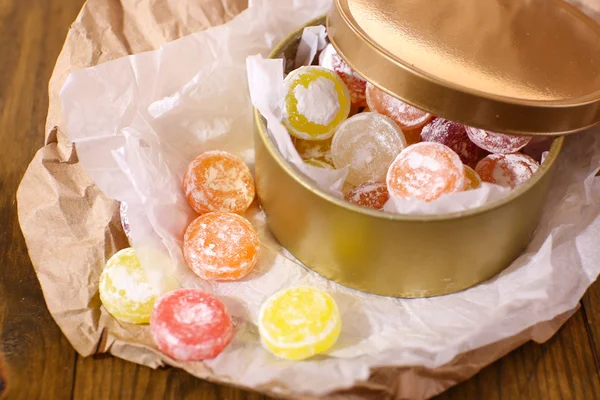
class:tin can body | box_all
[254,19,563,298]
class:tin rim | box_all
[326,0,600,136]
[255,15,564,222]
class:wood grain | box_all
[582,280,600,378]
[72,354,268,400]
[0,0,84,398]
[436,308,600,400]
[1,0,599,399]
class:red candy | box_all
[319,44,367,107]
[466,127,532,154]
[475,153,540,189]
[151,289,233,361]
[344,181,389,210]
[421,118,481,167]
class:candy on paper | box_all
[259,286,341,360]
[183,151,255,215]
[151,288,233,361]
[99,248,161,324]
[183,212,260,281]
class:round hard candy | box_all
[283,66,351,141]
[366,83,432,137]
[387,142,465,202]
[421,118,481,167]
[183,151,255,215]
[151,289,233,361]
[463,165,482,190]
[331,112,407,186]
[183,212,260,281]
[344,181,389,210]
[466,127,532,154]
[99,247,161,324]
[258,286,341,360]
[293,137,333,164]
[475,153,540,189]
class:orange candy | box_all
[475,153,540,189]
[463,165,482,190]
[183,212,260,281]
[344,181,389,210]
[386,142,465,202]
[183,151,255,215]
[366,83,433,142]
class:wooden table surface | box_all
[1,0,599,399]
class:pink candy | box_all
[466,127,532,154]
[151,289,233,361]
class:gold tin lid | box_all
[327,0,600,136]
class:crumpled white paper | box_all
[60,0,600,395]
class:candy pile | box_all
[102,150,342,362]
[285,42,549,210]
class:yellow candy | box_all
[293,137,333,164]
[342,181,356,195]
[283,66,351,141]
[99,248,161,324]
[305,158,334,169]
[258,286,341,360]
[464,165,482,190]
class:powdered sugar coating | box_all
[183,151,255,215]
[283,66,351,140]
[151,289,233,361]
[466,127,532,154]
[331,112,407,185]
[366,83,432,130]
[258,286,341,360]
[344,181,389,210]
[99,247,160,324]
[294,78,340,125]
[421,118,482,167]
[387,142,466,202]
[475,153,540,189]
[183,212,260,281]
[319,43,367,107]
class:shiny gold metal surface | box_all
[254,19,564,297]
[327,0,600,136]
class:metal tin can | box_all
[254,17,568,298]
